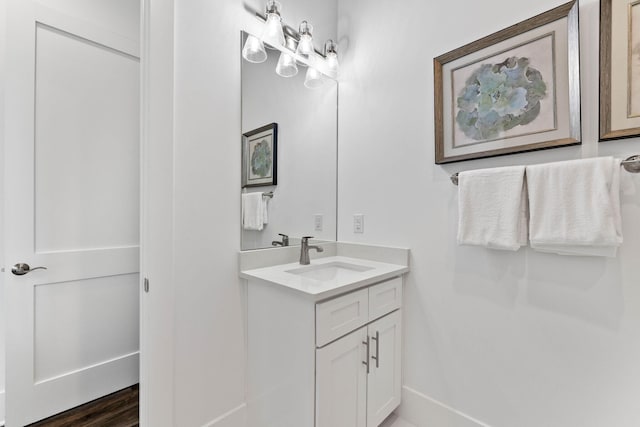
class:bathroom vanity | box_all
[240,244,409,427]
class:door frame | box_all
[139,0,176,426]
[0,0,6,422]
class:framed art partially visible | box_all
[242,123,278,188]
[434,1,581,164]
[600,0,640,141]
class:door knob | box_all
[11,263,47,276]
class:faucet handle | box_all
[278,233,289,246]
[301,236,314,241]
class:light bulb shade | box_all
[324,40,339,74]
[262,1,285,46]
[276,52,298,77]
[295,21,314,57]
[296,34,314,56]
[304,67,324,89]
[325,55,339,74]
[242,34,267,63]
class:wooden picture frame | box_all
[600,0,640,141]
[242,123,278,188]
[434,1,581,164]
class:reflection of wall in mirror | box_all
[241,33,338,250]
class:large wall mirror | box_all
[240,31,338,251]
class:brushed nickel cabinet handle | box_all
[362,335,370,374]
[371,331,380,368]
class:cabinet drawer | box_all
[316,288,369,347]
[368,277,402,321]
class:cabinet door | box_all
[316,327,368,427]
[367,310,402,427]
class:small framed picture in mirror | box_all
[242,123,278,187]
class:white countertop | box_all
[240,255,409,300]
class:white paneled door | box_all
[4,1,140,425]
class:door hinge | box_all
[144,277,150,293]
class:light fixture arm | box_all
[265,0,281,16]
[324,40,337,56]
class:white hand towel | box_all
[457,165,528,250]
[527,157,623,257]
[242,192,265,231]
[262,196,269,225]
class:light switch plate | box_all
[314,214,323,231]
[353,214,364,233]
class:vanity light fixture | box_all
[243,1,339,87]
[242,34,267,63]
[261,0,285,46]
[276,36,299,77]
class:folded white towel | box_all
[457,165,528,250]
[262,196,269,225]
[242,192,265,231]
[527,157,622,257]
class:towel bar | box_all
[622,155,640,173]
[449,155,640,186]
[262,191,274,198]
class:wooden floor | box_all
[26,385,139,427]
[18,387,412,427]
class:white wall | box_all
[35,0,140,40]
[0,0,6,422]
[241,45,337,250]
[171,1,336,425]
[337,0,640,426]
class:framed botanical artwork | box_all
[600,0,640,140]
[434,1,581,164]
[242,123,278,187]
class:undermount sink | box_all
[285,261,374,281]
[240,253,409,299]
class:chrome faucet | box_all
[272,233,289,247]
[300,236,324,265]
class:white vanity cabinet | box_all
[246,274,403,427]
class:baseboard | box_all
[397,386,491,427]
[201,403,246,427]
